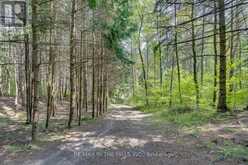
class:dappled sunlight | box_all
[2,104,245,165]
[147,134,176,143]
[90,136,148,148]
[199,119,247,135]
[111,104,133,109]
[56,108,177,154]
[181,112,248,150]
[108,109,152,121]
[0,0,247,163]
[0,100,26,122]
[60,134,149,152]
[200,123,241,133]
[3,105,14,111]
[65,131,95,140]
[41,133,65,142]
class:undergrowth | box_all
[218,142,248,161]
[134,103,237,127]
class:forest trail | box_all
[4,105,238,165]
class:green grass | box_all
[0,117,10,127]
[81,116,93,121]
[81,116,96,123]
[218,143,248,160]
[137,104,165,113]
[4,143,41,153]
[156,106,216,127]
[136,104,235,128]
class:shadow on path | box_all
[3,105,238,165]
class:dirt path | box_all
[3,105,239,165]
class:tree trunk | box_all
[15,44,23,109]
[138,13,149,105]
[96,35,100,117]
[146,41,149,83]
[174,4,182,104]
[83,32,88,113]
[68,0,76,128]
[200,8,205,85]
[99,39,104,116]
[169,52,175,107]
[92,30,96,119]
[31,0,39,142]
[131,40,135,97]
[213,1,218,105]
[24,33,31,124]
[46,0,56,128]
[191,2,200,110]
[156,15,162,91]
[217,0,228,112]
[237,0,242,89]
[229,1,234,93]
[78,31,83,126]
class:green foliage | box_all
[126,68,248,127]
[0,117,10,128]
[102,0,137,64]
[168,105,194,114]
[81,117,94,121]
[81,117,96,124]
[127,67,248,110]
[128,94,146,107]
[129,100,218,127]
[9,79,16,96]
[88,0,97,9]
[218,143,248,160]
[136,104,237,128]
[158,107,217,127]
[111,83,130,104]
[138,104,165,114]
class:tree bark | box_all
[92,29,96,119]
[78,31,83,126]
[174,4,182,104]
[68,0,76,128]
[15,44,23,109]
[83,32,88,113]
[31,0,39,142]
[200,8,205,85]
[191,2,200,110]
[46,0,56,128]
[217,0,228,112]
[229,1,234,93]
[213,1,218,106]
[169,51,175,107]
[138,13,149,105]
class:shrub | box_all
[168,105,194,114]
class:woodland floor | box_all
[0,97,248,165]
